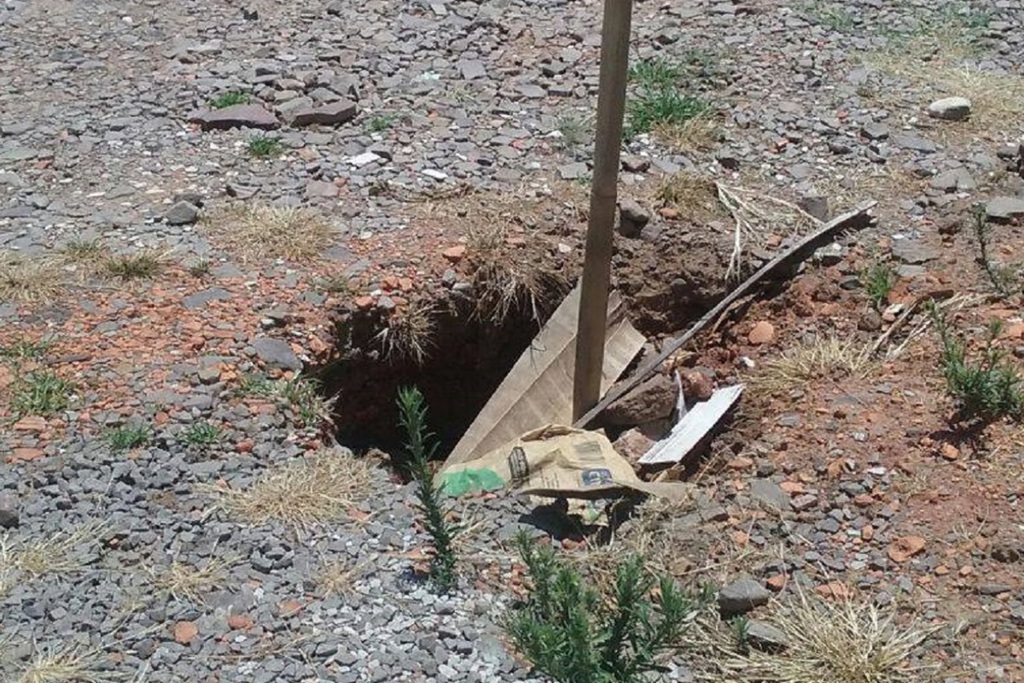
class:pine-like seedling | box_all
[397,386,458,591]
[505,531,700,683]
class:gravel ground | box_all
[2,0,1024,680]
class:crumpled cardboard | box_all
[438,425,691,501]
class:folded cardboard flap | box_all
[439,425,692,501]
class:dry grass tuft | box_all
[751,335,876,394]
[312,556,366,597]
[101,249,172,281]
[394,179,585,322]
[570,495,703,594]
[0,253,70,304]
[466,223,570,324]
[204,448,377,530]
[815,167,922,214]
[147,556,239,604]
[0,522,107,595]
[204,204,335,262]
[865,34,1024,138]
[12,642,122,683]
[374,299,437,364]
[697,590,937,683]
[652,113,721,152]
[652,171,720,219]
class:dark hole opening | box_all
[316,303,546,461]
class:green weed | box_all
[247,135,283,158]
[626,58,707,137]
[364,115,394,133]
[210,91,250,109]
[931,305,1023,424]
[505,531,701,683]
[397,386,458,592]
[11,371,75,416]
[106,425,151,452]
[861,259,898,310]
[183,422,223,446]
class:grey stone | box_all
[798,192,829,221]
[929,168,975,193]
[165,201,200,226]
[892,133,938,153]
[746,620,788,652]
[182,288,231,310]
[292,100,358,127]
[986,196,1024,222]
[601,374,677,426]
[252,337,301,371]
[0,508,18,529]
[558,162,588,180]
[718,577,770,615]
[190,104,279,131]
[617,198,650,238]
[860,122,890,140]
[750,479,791,510]
[927,97,971,121]
[458,60,487,80]
[890,239,938,264]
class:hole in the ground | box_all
[316,300,552,459]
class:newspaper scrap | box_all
[438,425,691,501]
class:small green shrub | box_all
[932,305,1023,424]
[861,259,897,310]
[248,135,283,158]
[184,422,223,446]
[505,531,701,683]
[238,374,329,427]
[106,425,151,452]
[11,371,75,415]
[210,91,249,109]
[626,59,707,137]
[397,386,458,591]
[364,115,394,132]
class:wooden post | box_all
[572,0,633,421]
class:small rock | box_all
[976,583,1012,596]
[0,508,18,529]
[797,192,829,221]
[890,239,939,264]
[680,369,714,402]
[228,614,254,630]
[985,196,1024,222]
[927,97,971,121]
[929,168,975,193]
[746,620,789,653]
[165,201,200,226]
[748,321,774,345]
[190,104,279,131]
[292,100,358,127]
[750,479,790,510]
[858,310,883,332]
[602,374,677,426]
[621,155,650,173]
[612,428,655,463]
[860,122,890,140]
[718,577,771,615]
[442,245,466,262]
[617,198,650,238]
[252,337,302,371]
[887,536,926,563]
[173,621,199,645]
[892,133,938,153]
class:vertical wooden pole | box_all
[572,0,633,421]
